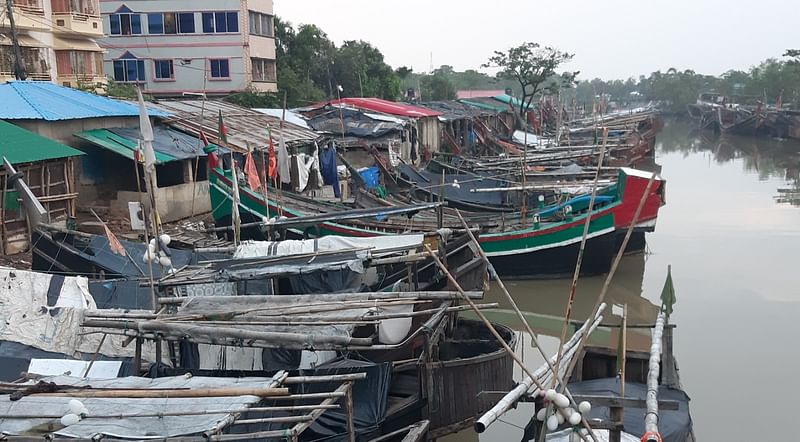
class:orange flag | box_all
[244,151,261,191]
[103,224,126,256]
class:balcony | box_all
[55,48,105,89]
[52,12,103,37]
[0,45,51,81]
[0,2,50,31]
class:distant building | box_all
[99,0,277,96]
[456,90,506,100]
[0,0,106,88]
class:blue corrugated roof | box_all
[0,81,169,121]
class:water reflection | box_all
[482,254,658,352]
[659,120,800,206]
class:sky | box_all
[275,0,797,81]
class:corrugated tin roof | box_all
[75,126,213,164]
[324,97,442,118]
[151,100,318,152]
[418,100,495,121]
[0,119,84,165]
[0,81,169,121]
[460,97,515,113]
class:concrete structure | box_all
[0,0,106,87]
[99,0,277,96]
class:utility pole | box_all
[5,0,27,80]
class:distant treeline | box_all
[571,51,800,113]
[227,18,799,115]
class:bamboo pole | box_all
[81,319,375,347]
[475,306,605,433]
[33,387,289,398]
[559,170,660,395]
[0,405,339,420]
[422,244,593,442]
[644,312,666,440]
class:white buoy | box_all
[546,414,559,431]
[553,393,569,409]
[261,216,269,224]
[578,401,592,414]
[60,413,80,426]
[149,238,157,247]
[158,256,172,268]
[159,233,171,246]
[536,407,547,421]
[545,389,557,401]
[569,411,582,426]
[556,412,565,425]
[68,399,84,415]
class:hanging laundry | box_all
[319,144,341,198]
[277,129,291,184]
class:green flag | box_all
[660,265,676,317]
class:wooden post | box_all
[609,405,622,442]
[134,337,143,376]
[343,381,356,442]
[619,304,627,421]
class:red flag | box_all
[267,129,277,179]
[103,224,126,256]
[199,131,210,146]
[244,151,261,191]
[218,110,228,145]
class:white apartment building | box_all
[99,0,277,96]
[0,0,106,87]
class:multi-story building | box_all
[0,0,106,87]
[99,0,277,96]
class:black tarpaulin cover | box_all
[567,378,693,442]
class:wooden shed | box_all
[0,120,84,254]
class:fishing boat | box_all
[208,159,664,279]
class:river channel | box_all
[449,119,800,442]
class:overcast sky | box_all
[275,0,796,81]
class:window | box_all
[113,59,145,82]
[248,11,273,37]
[154,59,174,80]
[201,11,238,33]
[177,13,195,33]
[209,59,230,79]
[147,13,163,34]
[251,58,275,82]
[163,12,177,34]
[109,13,141,35]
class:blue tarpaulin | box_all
[358,167,380,190]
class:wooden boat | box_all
[208,163,664,279]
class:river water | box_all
[449,119,800,442]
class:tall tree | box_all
[483,42,577,116]
[332,40,400,100]
[420,68,456,101]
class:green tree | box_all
[420,69,456,101]
[483,42,577,116]
[333,40,400,100]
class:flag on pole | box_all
[244,150,261,191]
[267,128,277,179]
[660,265,676,317]
[199,131,210,147]
[103,224,126,256]
[136,89,156,174]
[218,110,228,145]
[230,160,241,246]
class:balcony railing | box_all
[12,2,45,16]
[0,71,51,81]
